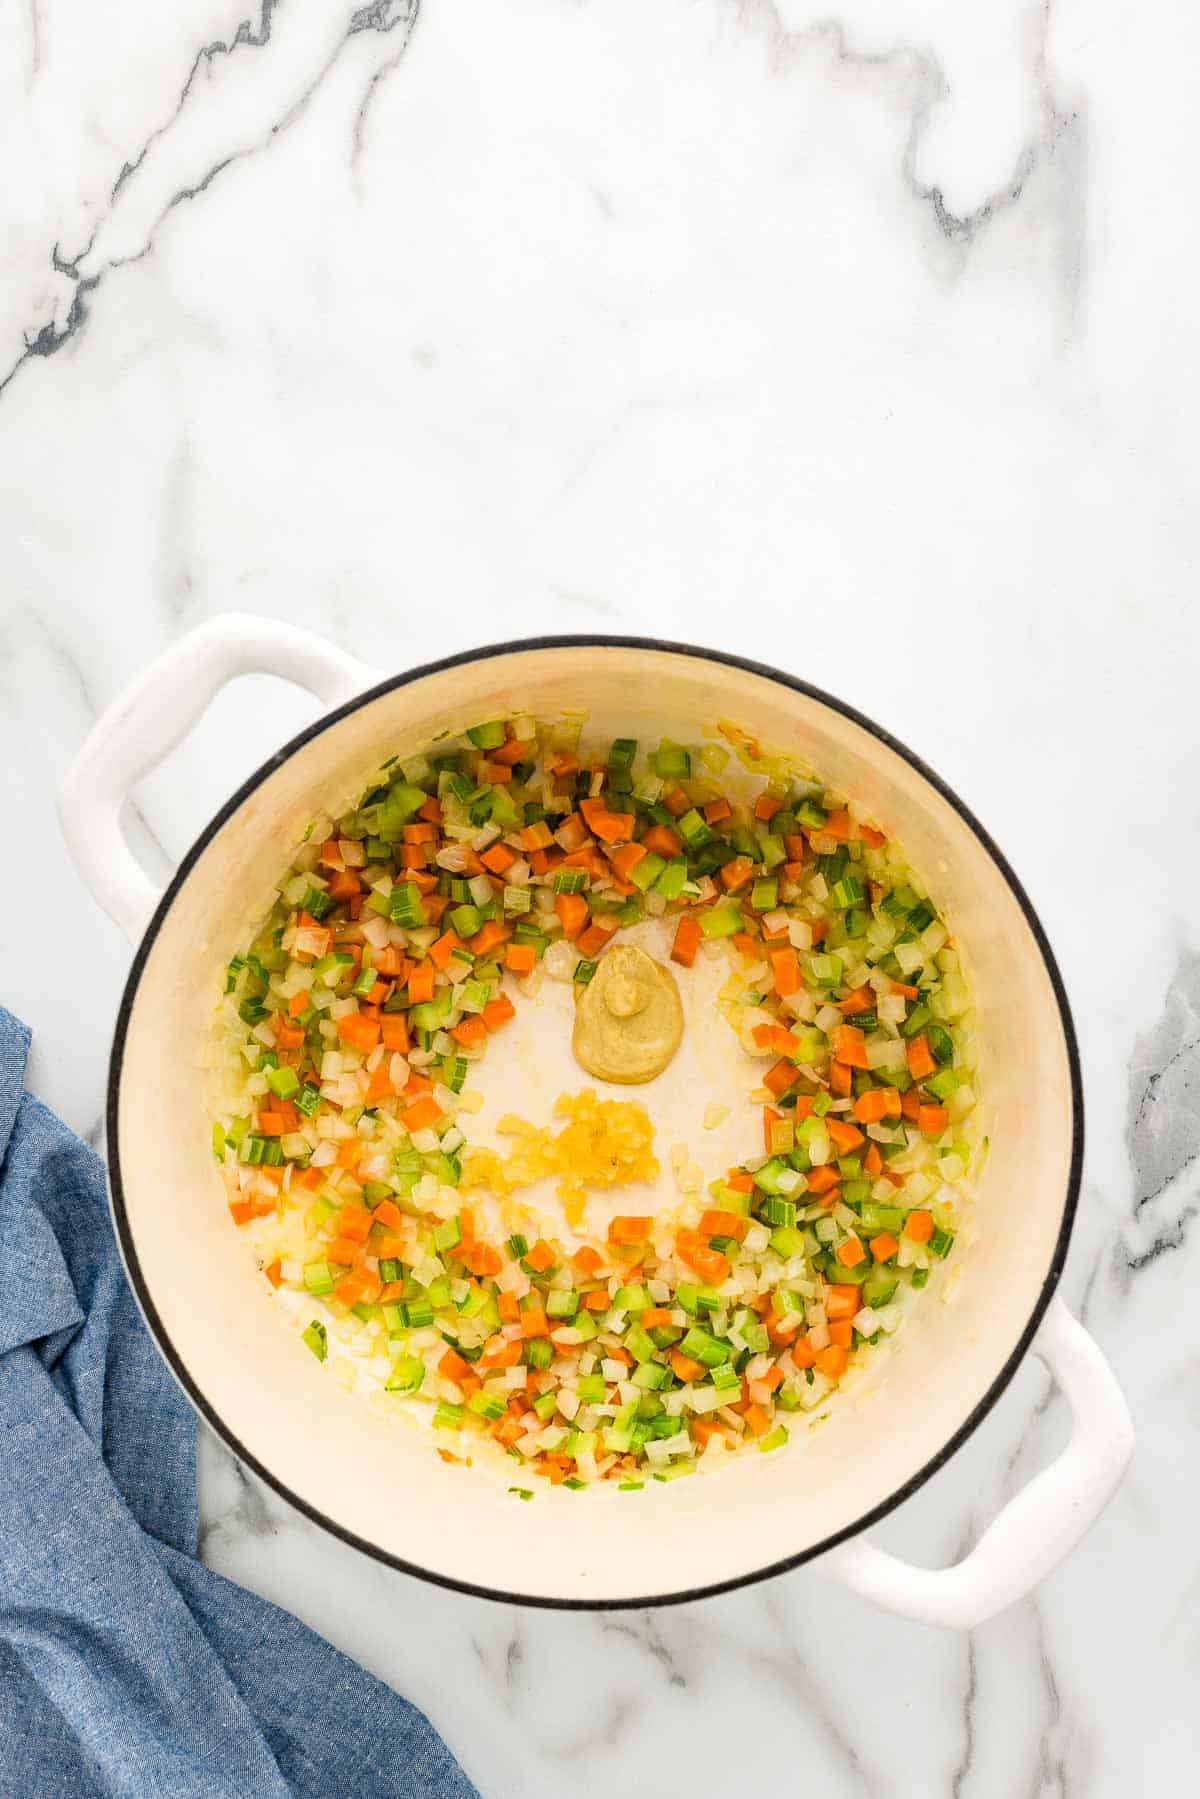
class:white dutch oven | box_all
[59,616,1132,1627]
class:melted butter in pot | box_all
[572,943,684,1085]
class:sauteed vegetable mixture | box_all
[214,713,978,1490]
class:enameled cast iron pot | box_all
[59,616,1133,1626]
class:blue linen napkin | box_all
[0,1008,478,1799]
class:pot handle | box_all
[58,613,383,946]
[819,1297,1133,1629]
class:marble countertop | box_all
[1,0,1193,1791]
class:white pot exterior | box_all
[65,629,1128,1616]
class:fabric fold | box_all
[0,1007,477,1799]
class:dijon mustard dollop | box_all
[572,943,684,1085]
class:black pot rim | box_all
[106,632,1084,1612]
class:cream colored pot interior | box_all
[115,647,1073,1603]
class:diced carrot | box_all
[835,1235,866,1268]
[823,808,853,840]
[404,1071,434,1098]
[610,841,647,881]
[793,1094,814,1120]
[858,823,887,849]
[451,1015,488,1048]
[641,1307,674,1330]
[754,791,782,821]
[864,1143,883,1175]
[669,1349,707,1382]
[815,1344,848,1379]
[340,1208,372,1252]
[720,856,755,892]
[334,1267,381,1307]
[904,1209,935,1243]
[407,965,436,1004]
[870,1232,899,1263]
[763,1104,781,1151]
[524,1239,556,1273]
[255,1110,288,1136]
[805,1163,840,1195]
[692,1416,724,1448]
[827,1059,850,1098]
[478,760,513,784]
[491,734,535,766]
[918,1104,950,1136]
[901,1088,922,1122]
[724,1169,754,1193]
[539,1454,573,1484]
[469,920,511,956]
[700,1209,749,1242]
[505,942,536,974]
[547,751,580,778]
[371,1200,403,1230]
[662,785,690,816]
[744,1404,771,1438]
[228,1200,256,1226]
[364,1064,394,1104]
[642,824,682,857]
[577,918,618,958]
[264,1258,283,1288]
[824,1284,860,1321]
[763,1059,797,1097]
[692,1246,729,1284]
[439,1347,472,1384]
[838,985,874,1015]
[583,1288,610,1311]
[853,1087,901,1124]
[555,892,589,940]
[336,1139,363,1169]
[482,993,516,1031]
[755,1021,802,1057]
[428,929,463,970]
[554,812,590,851]
[528,848,563,877]
[288,990,310,1018]
[671,915,701,968]
[274,1020,304,1050]
[906,1033,937,1080]
[830,1024,869,1069]
[400,1096,443,1133]
[733,931,761,959]
[520,820,554,851]
[398,846,427,871]
[891,979,920,1000]
[770,948,802,996]
[481,842,516,875]
[381,1014,410,1054]
[791,1336,817,1369]
[826,1117,865,1154]
[326,1236,362,1267]
[418,796,442,824]
[480,1335,523,1370]
[579,798,635,843]
[520,1305,549,1338]
[608,1215,651,1245]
